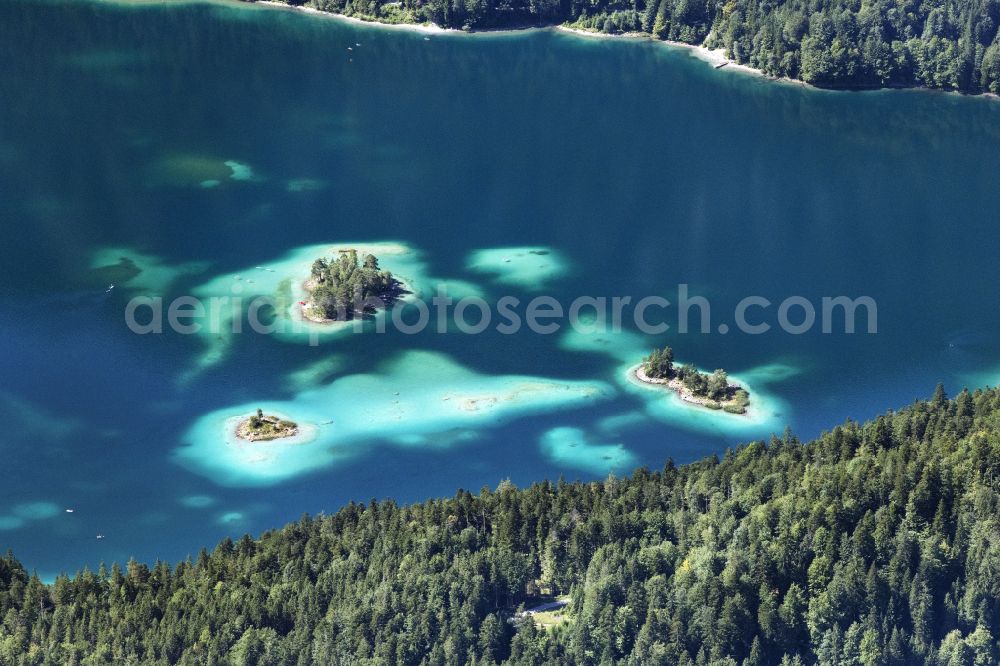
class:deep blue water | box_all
[2,0,1000,576]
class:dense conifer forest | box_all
[1,384,999,664]
[255,0,1000,94]
[307,250,399,321]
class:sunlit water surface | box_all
[2,0,1000,575]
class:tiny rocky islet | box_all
[236,409,299,442]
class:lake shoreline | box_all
[246,0,998,100]
[554,25,768,81]
[256,0,449,33]
[251,1,771,80]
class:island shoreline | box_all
[235,411,300,442]
[295,247,411,326]
[628,364,750,416]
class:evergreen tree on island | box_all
[308,249,399,320]
[642,345,749,412]
[642,345,675,379]
[239,408,298,441]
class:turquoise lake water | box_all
[3,0,1000,576]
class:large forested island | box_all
[252,0,1000,94]
[1,385,998,664]
[304,249,400,321]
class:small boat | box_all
[105,284,114,293]
[96,534,104,540]
[298,300,307,306]
[347,47,353,51]
[255,266,264,270]
[714,62,729,69]
[65,508,74,513]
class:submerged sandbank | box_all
[0,502,62,532]
[539,426,636,474]
[186,240,483,371]
[465,246,569,291]
[146,153,258,188]
[90,247,208,295]
[174,350,613,486]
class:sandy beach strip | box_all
[246,2,811,85]
[553,25,765,78]
[255,0,454,33]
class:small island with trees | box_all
[236,409,299,441]
[303,249,402,323]
[635,346,750,414]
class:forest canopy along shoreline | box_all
[246,0,1000,96]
